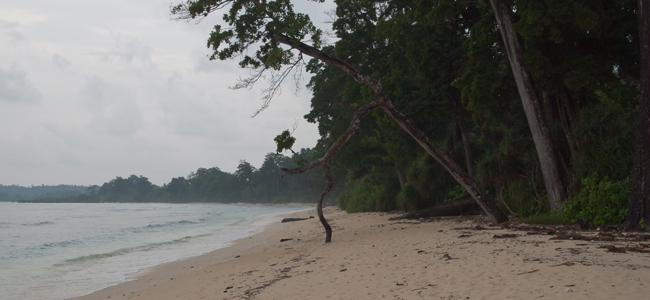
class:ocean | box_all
[0,202,312,300]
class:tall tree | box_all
[487,0,567,210]
[235,160,257,203]
[627,0,650,228]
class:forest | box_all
[170,0,648,229]
[23,150,324,204]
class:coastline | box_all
[73,207,649,300]
[69,206,316,300]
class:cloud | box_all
[82,75,142,136]
[0,66,42,103]
[158,72,240,140]
[102,35,153,64]
[52,53,71,69]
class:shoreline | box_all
[69,207,317,300]
[73,207,650,300]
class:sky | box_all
[0,0,336,186]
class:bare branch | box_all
[281,96,382,176]
[230,69,266,90]
[251,56,304,117]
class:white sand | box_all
[73,207,650,300]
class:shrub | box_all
[561,174,631,225]
[396,183,426,212]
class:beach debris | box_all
[599,245,650,253]
[493,234,517,239]
[517,269,539,275]
[564,287,574,292]
[550,261,575,267]
[396,282,404,286]
[440,254,458,261]
[281,217,314,223]
[280,238,293,242]
[340,268,347,272]
[417,250,427,254]
[458,234,472,238]
[235,255,240,258]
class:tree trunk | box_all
[319,162,334,243]
[248,183,256,203]
[395,166,406,190]
[388,194,481,220]
[626,0,650,229]
[542,89,557,127]
[557,91,578,162]
[458,119,475,178]
[488,0,567,210]
[379,101,508,223]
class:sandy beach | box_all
[73,207,650,300]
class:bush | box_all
[396,183,426,212]
[561,174,631,225]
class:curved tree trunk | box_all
[318,162,334,243]
[488,0,567,210]
[626,0,650,229]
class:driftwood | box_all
[389,194,482,221]
[281,216,314,223]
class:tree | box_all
[626,0,650,229]
[165,176,189,200]
[172,0,508,243]
[235,160,257,202]
[487,0,567,210]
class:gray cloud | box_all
[82,75,142,136]
[52,53,71,69]
[104,36,153,64]
[1,21,25,42]
[0,66,42,103]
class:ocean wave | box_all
[56,235,204,266]
[136,219,206,231]
[41,239,83,249]
[21,221,55,226]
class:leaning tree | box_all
[171,0,508,243]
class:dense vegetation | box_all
[0,185,88,201]
[18,150,324,204]
[305,0,641,221]
[171,0,648,227]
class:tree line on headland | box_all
[11,150,325,204]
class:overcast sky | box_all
[0,0,336,186]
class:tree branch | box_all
[281,96,382,176]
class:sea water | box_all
[0,202,311,300]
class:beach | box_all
[73,207,650,300]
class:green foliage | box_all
[340,182,386,213]
[168,0,642,225]
[571,93,637,182]
[561,174,631,225]
[396,183,426,212]
[274,130,296,153]
[338,172,399,213]
[444,185,466,203]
